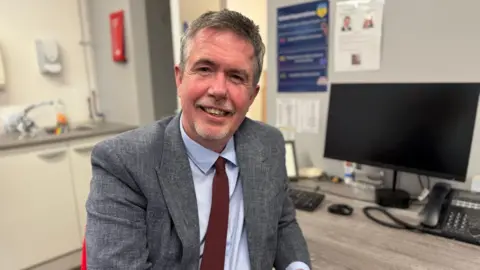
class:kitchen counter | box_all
[0,122,136,151]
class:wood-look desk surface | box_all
[293,182,480,270]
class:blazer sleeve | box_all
[274,133,312,269]
[85,141,151,270]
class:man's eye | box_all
[197,67,211,74]
[230,75,244,84]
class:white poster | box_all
[296,99,321,134]
[276,98,297,130]
[276,98,321,135]
[334,0,385,72]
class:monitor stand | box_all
[375,170,411,209]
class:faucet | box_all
[3,100,57,138]
[87,91,105,122]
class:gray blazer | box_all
[85,114,311,270]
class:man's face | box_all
[175,28,259,148]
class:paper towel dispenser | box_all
[35,39,62,74]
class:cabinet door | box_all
[69,136,109,239]
[0,145,81,270]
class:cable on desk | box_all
[362,206,421,231]
[417,174,425,190]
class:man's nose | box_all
[208,73,228,98]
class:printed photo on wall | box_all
[351,54,362,65]
[333,0,385,72]
[341,16,352,31]
[363,14,374,29]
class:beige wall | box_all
[173,0,268,121]
[267,0,480,191]
[175,0,221,111]
[0,0,92,126]
[225,0,267,122]
[180,0,221,28]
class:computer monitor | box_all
[324,83,479,183]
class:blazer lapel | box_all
[235,120,269,268]
[155,115,200,264]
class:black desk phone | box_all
[420,182,480,245]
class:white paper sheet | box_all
[276,98,321,135]
[334,0,385,72]
[276,98,296,128]
[284,142,298,178]
[296,99,321,134]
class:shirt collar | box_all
[179,114,237,174]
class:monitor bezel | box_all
[323,152,468,182]
[322,82,480,183]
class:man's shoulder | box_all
[92,115,176,159]
[240,118,284,144]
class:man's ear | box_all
[174,65,183,96]
[250,85,260,104]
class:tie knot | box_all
[214,157,226,173]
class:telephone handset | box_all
[420,182,452,227]
[420,182,480,245]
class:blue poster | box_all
[277,1,329,92]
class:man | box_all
[341,16,352,31]
[85,9,311,270]
[363,16,374,29]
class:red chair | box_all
[81,237,87,270]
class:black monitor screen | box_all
[324,83,480,181]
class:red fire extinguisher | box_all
[109,10,126,62]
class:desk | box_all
[294,185,480,270]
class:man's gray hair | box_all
[179,9,266,86]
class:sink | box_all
[73,125,95,131]
[72,122,102,132]
[43,127,57,135]
[40,124,96,136]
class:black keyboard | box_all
[289,188,325,212]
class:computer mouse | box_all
[328,204,354,216]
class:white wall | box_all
[267,0,480,191]
[86,0,151,126]
[0,0,91,126]
[86,0,176,126]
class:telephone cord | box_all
[363,206,421,231]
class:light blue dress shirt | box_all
[180,121,309,270]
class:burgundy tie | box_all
[200,157,229,270]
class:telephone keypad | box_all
[444,210,468,235]
[442,200,480,245]
[426,189,480,246]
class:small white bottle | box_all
[344,161,356,184]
